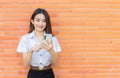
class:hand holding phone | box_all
[41,34,52,50]
[45,34,52,42]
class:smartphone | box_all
[42,34,52,45]
[45,34,52,42]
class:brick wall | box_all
[0,0,120,78]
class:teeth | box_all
[37,25,44,29]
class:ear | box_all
[31,19,34,25]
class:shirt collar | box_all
[27,30,46,38]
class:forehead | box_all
[35,13,45,19]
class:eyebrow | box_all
[35,18,45,20]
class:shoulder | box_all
[18,35,27,44]
[52,36,58,41]
[19,33,32,41]
[52,36,60,43]
[52,36,61,52]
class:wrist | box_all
[48,47,53,52]
[29,48,34,53]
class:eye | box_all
[42,20,46,22]
[36,19,40,22]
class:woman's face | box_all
[31,13,46,32]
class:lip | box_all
[37,25,44,28]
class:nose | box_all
[39,21,43,25]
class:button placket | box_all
[39,54,44,70]
[39,54,43,65]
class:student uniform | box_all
[17,31,61,78]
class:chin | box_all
[37,28,45,32]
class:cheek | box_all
[35,21,39,24]
[44,22,46,25]
[43,23,47,27]
[33,21,38,25]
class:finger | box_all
[33,46,41,52]
[43,40,49,45]
[41,43,49,50]
[41,43,48,48]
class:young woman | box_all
[17,8,61,78]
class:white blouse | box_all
[17,31,61,66]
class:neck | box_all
[34,30,44,39]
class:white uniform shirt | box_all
[17,31,61,66]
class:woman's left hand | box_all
[41,40,52,51]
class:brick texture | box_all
[0,0,120,78]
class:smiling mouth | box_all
[37,25,44,29]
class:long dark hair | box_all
[28,8,52,34]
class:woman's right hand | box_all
[23,43,41,68]
[30,44,41,53]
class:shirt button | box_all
[40,54,42,56]
[40,63,42,64]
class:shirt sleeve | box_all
[17,36,29,53]
[52,37,62,53]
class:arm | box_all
[48,47,58,66]
[22,50,33,68]
[22,44,41,68]
[41,40,59,66]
